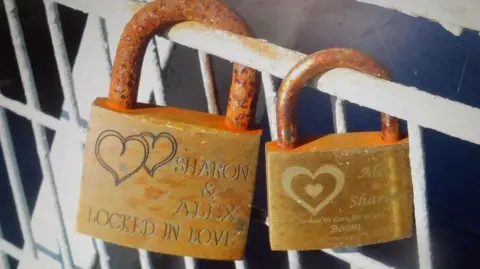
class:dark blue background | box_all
[1,1,479,268]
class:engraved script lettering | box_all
[87,207,156,236]
[358,164,386,179]
[163,222,181,241]
[188,227,235,247]
[329,223,362,233]
[173,200,239,222]
[174,156,251,181]
[349,193,406,208]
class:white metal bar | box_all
[407,123,433,269]
[93,239,111,269]
[0,223,11,269]
[184,256,196,269]
[91,15,113,269]
[261,72,302,269]
[155,36,175,70]
[0,105,38,260]
[235,260,247,269]
[198,51,219,114]
[357,0,480,32]
[261,72,278,139]
[0,238,45,268]
[163,22,480,145]
[0,93,86,142]
[43,0,82,131]
[287,251,301,269]
[0,238,25,263]
[138,249,153,269]
[331,96,347,133]
[4,0,75,268]
[323,249,394,269]
[150,38,167,105]
[95,16,113,79]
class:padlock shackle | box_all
[108,0,258,130]
[276,48,400,149]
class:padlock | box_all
[76,0,262,261]
[266,48,413,250]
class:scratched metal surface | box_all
[0,0,479,268]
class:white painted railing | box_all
[1,0,479,269]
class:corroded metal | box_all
[108,0,257,130]
[276,48,400,148]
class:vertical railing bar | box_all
[261,72,301,269]
[154,36,175,70]
[93,239,111,269]
[261,72,278,140]
[234,260,247,269]
[42,0,82,130]
[331,96,347,133]
[184,256,196,269]
[407,123,433,269]
[0,223,12,269]
[287,251,301,269]
[91,16,114,269]
[198,51,219,114]
[4,0,75,268]
[150,38,167,106]
[322,249,394,269]
[0,104,38,260]
[138,249,153,269]
[96,16,112,79]
[331,96,363,267]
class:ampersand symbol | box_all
[201,183,216,200]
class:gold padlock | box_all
[76,0,262,261]
[266,48,413,250]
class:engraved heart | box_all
[95,130,149,186]
[304,184,323,198]
[140,132,177,177]
[282,165,345,216]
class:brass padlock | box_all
[76,0,262,261]
[266,48,413,250]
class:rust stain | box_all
[144,186,168,199]
[239,37,282,59]
[108,0,258,130]
[126,197,144,208]
[148,205,164,212]
[276,48,400,149]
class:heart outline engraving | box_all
[140,132,177,177]
[95,130,149,186]
[281,164,345,216]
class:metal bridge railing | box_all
[2,0,480,268]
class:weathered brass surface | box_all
[77,99,261,260]
[266,132,413,250]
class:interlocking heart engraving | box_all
[95,130,177,186]
[141,132,177,177]
[281,165,345,216]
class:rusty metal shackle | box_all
[108,0,257,130]
[276,48,400,149]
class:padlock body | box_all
[266,132,412,250]
[77,98,261,260]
